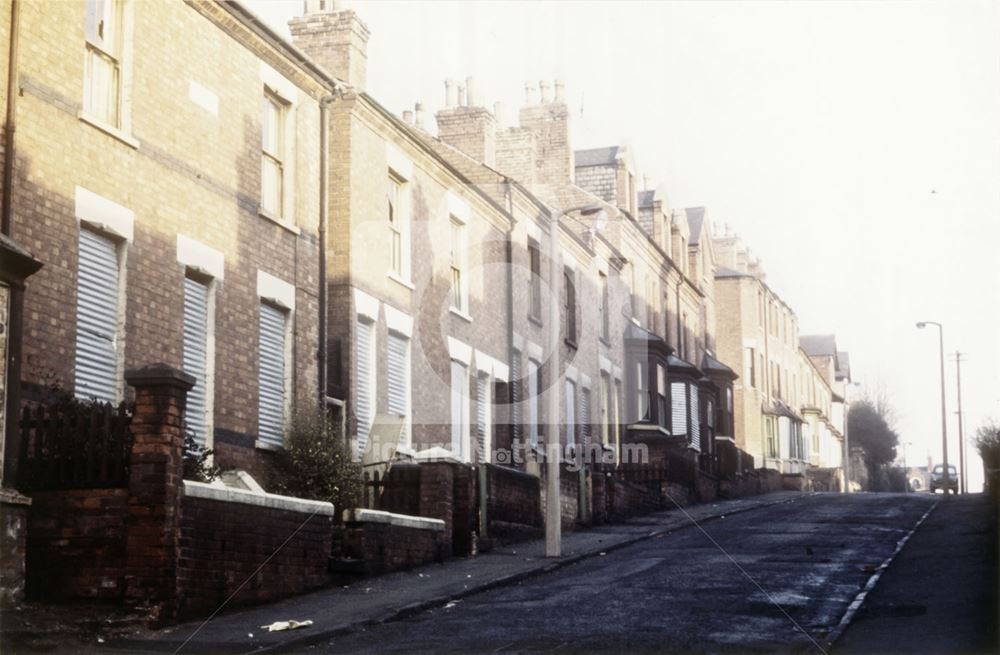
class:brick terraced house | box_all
[2,0,338,482]
[0,1,857,603]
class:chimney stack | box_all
[289,2,370,92]
[515,80,573,187]
[436,78,496,166]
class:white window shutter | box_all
[387,332,408,446]
[183,278,210,444]
[258,303,287,447]
[355,319,374,456]
[689,385,700,451]
[476,373,490,462]
[581,387,591,447]
[74,229,121,403]
[510,352,522,443]
[671,382,687,436]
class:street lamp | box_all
[545,203,605,557]
[916,321,951,495]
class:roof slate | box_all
[574,146,619,168]
[800,334,838,357]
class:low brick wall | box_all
[485,464,541,540]
[341,509,446,575]
[25,488,128,601]
[759,468,783,493]
[176,482,336,620]
[696,471,719,503]
[0,490,31,606]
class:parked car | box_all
[929,464,959,493]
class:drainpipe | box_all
[318,94,335,407]
[2,0,20,236]
[503,178,515,450]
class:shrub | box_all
[183,427,221,482]
[270,409,362,512]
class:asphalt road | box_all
[312,493,936,654]
[836,493,997,655]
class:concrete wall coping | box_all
[183,480,336,516]
[343,508,446,532]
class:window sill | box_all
[387,272,415,290]
[255,440,284,452]
[259,207,301,235]
[79,112,140,149]
[449,306,473,323]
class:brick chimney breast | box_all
[289,5,370,92]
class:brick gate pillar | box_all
[123,364,194,625]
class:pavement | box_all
[835,493,999,655]
[104,491,804,654]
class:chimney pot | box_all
[494,101,506,129]
[554,79,565,102]
[539,80,551,104]
[414,102,425,129]
[525,82,538,106]
[445,79,457,108]
[457,84,467,107]
[402,109,414,125]
[465,76,477,107]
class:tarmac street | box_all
[311,494,936,653]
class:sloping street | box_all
[313,493,935,653]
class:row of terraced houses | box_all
[0,0,854,613]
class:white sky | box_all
[249,0,1000,490]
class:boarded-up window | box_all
[74,229,121,403]
[671,382,688,436]
[355,319,374,457]
[387,332,408,447]
[183,277,210,444]
[258,303,287,447]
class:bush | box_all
[974,420,1000,482]
[270,409,362,511]
[183,427,221,482]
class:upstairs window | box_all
[387,175,403,277]
[261,90,286,217]
[564,268,577,344]
[599,271,609,341]
[528,239,542,321]
[449,217,466,313]
[84,0,124,127]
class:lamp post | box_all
[546,203,605,557]
[916,321,950,495]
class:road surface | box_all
[314,493,936,653]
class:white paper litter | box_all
[259,620,314,632]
